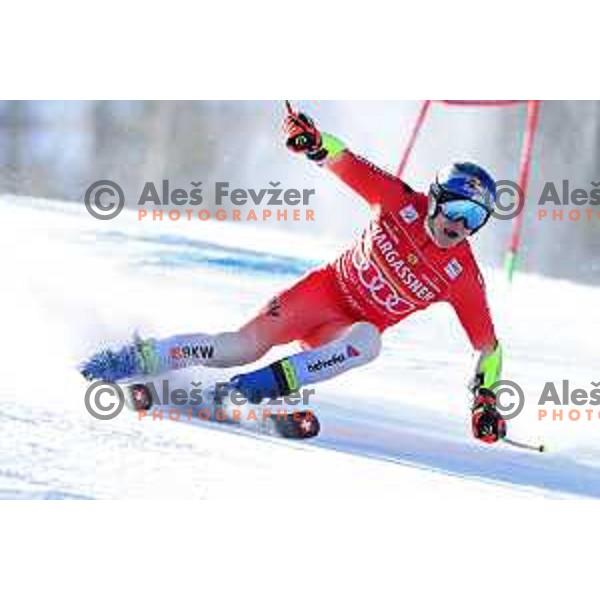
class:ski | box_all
[269,410,321,439]
[126,383,156,411]
[86,375,322,440]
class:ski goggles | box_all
[438,199,491,231]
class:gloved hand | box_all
[471,388,506,444]
[283,111,327,161]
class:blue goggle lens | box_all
[439,200,489,231]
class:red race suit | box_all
[253,148,497,352]
[323,150,496,351]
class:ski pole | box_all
[284,100,295,115]
[503,437,546,452]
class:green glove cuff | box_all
[320,132,347,160]
[476,342,503,390]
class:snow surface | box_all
[1,194,599,500]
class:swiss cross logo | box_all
[346,345,361,358]
[444,258,463,280]
[399,204,418,224]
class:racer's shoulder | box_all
[347,153,418,195]
[382,182,428,216]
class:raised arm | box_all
[324,145,408,208]
[283,108,408,208]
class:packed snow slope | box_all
[1,195,599,500]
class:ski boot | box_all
[228,366,321,439]
[80,336,160,383]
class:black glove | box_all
[283,112,327,161]
[471,388,506,444]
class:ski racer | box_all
[81,109,507,444]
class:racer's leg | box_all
[80,267,369,382]
[156,266,354,369]
[229,321,381,402]
[148,267,359,375]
